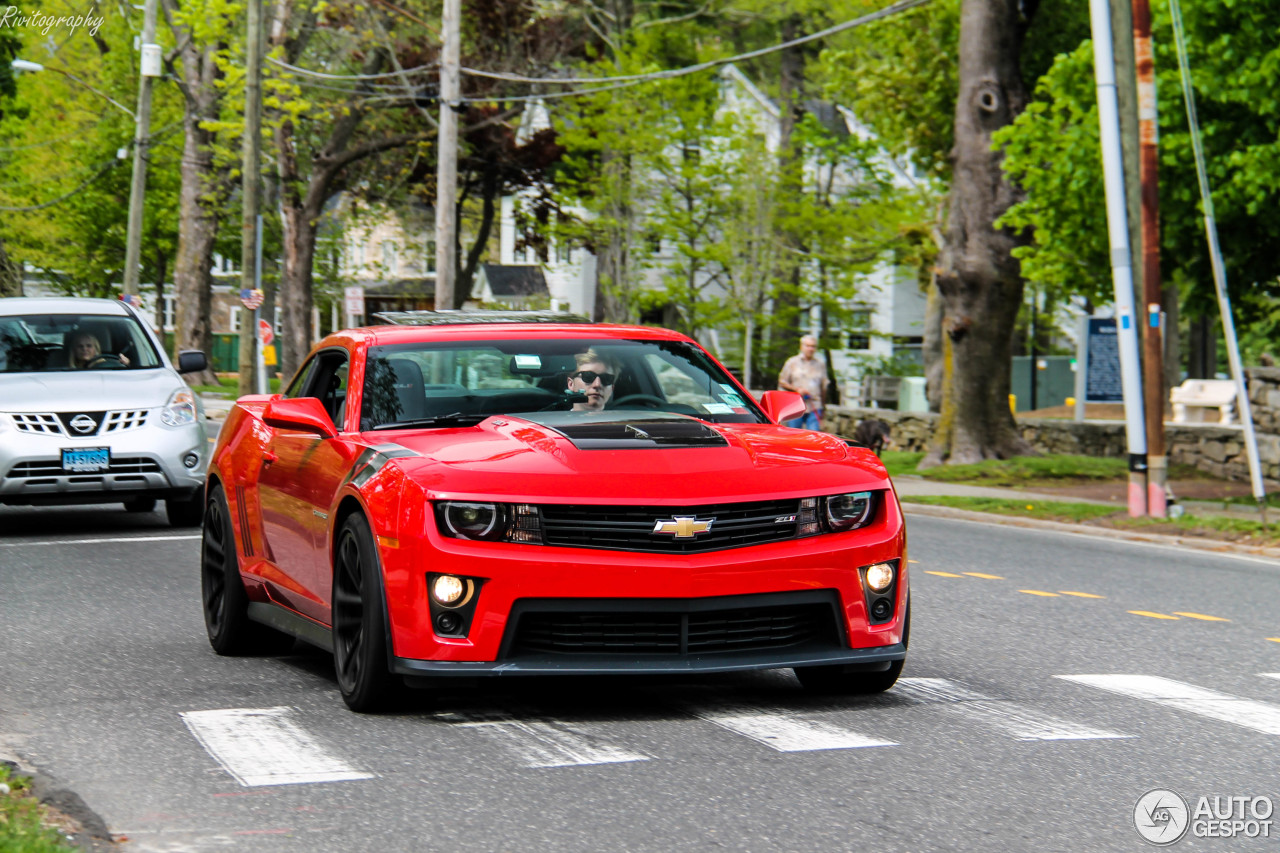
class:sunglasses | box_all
[571,370,617,387]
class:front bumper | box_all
[379,499,909,670]
[0,415,206,505]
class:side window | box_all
[287,350,350,429]
[284,358,317,398]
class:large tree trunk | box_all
[922,0,1036,466]
[457,162,499,307]
[170,41,222,388]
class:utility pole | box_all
[1133,0,1166,517]
[238,0,264,398]
[122,0,160,301]
[1090,0,1148,518]
[434,0,460,311]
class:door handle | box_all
[262,450,278,465]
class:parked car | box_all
[202,311,908,711]
[0,297,210,526]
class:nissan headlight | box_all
[161,388,197,427]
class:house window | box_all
[274,305,283,333]
[555,241,570,264]
[228,305,241,333]
[513,237,531,265]
[847,308,872,350]
[425,236,437,273]
[162,295,176,332]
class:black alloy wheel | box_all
[202,485,253,653]
[201,484,290,655]
[332,513,401,712]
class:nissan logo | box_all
[70,414,97,434]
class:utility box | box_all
[898,376,928,412]
[1011,356,1077,412]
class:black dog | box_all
[852,418,894,456]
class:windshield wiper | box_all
[372,412,488,430]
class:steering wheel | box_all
[610,393,667,409]
[89,354,126,369]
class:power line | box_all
[0,157,122,211]
[459,0,932,87]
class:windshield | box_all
[360,337,767,429]
[0,313,163,373]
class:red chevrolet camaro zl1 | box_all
[201,312,907,711]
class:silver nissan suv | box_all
[0,297,210,526]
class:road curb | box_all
[901,502,1280,561]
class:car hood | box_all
[373,411,890,504]
[0,369,186,412]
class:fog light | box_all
[435,612,462,634]
[431,574,466,606]
[183,452,200,469]
[871,598,893,620]
[865,562,895,592]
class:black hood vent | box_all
[519,412,729,450]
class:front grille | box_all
[10,409,150,436]
[540,498,799,554]
[508,599,839,657]
[7,457,164,479]
[102,410,149,432]
[12,413,63,435]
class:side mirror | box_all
[758,390,806,425]
[176,350,208,374]
[262,397,338,439]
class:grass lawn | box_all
[881,451,1203,487]
[188,373,281,397]
[899,495,1280,548]
[0,765,77,852]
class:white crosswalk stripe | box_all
[181,707,374,787]
[682,701,896,752]
[895,678,1132,741]
[1259,673,1280,682]
[1059,674,1280,735]
[433,711,650,768]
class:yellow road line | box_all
[924,571,964,578]
[1020,590,1060,597]
[1129,611,1179,620]
[908,559,919,564]
[1173,612,1229,622]
[1267,638,1280,644]
[1059,591,1105,599]
[964,572,1004,580]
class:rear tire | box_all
[332,513,401,712]
[123,496,156,513]
[167,494,204,527]
[201,484,290,655]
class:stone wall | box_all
[825,368,1280,489]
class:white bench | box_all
[1171,378,1237,424]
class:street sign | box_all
[240,288,264,311]
[344,286,365,317]
[257,318,274,347]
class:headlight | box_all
[161,388,196,427]
[823,491,875,531]
[434,502,543,543]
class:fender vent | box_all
[235,485,255,557]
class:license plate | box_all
[62,447,110,473]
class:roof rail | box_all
[372,309,592,326]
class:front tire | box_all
[202,484,290,655]
[332,513,401,712]
[796,604,909,695]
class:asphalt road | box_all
[3,504,1280,852]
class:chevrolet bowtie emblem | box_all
[652,516,714,538]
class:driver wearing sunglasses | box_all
[567,350,621,412]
